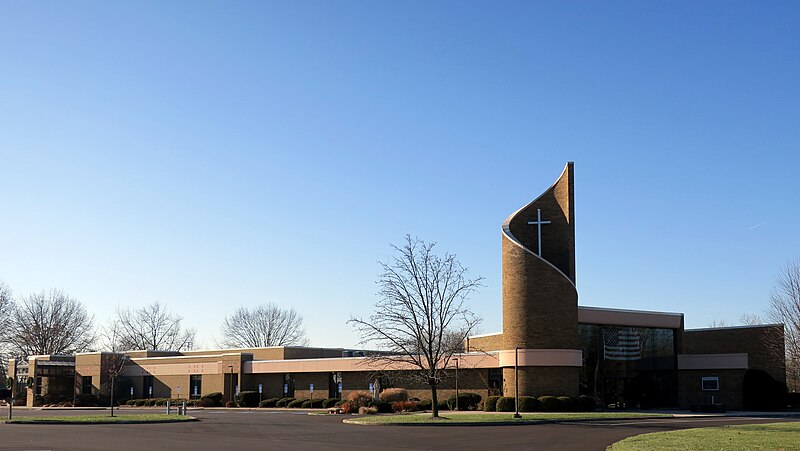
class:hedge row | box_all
[125,397,193,407]
[488,395,595,412]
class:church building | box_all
[7,162,786,410]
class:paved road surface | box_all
[1,409,797,450]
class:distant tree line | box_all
[0,281,308,371]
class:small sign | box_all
[310,384,314,393]
[369,383,374,394]
[235,385,240,395]
[283,383,288,394]
[193,385,198,396]
[337,383,342,394]
[177,385,181,395]
[258,384,263,394]
[148,386,153,396]
[130,387,134,396]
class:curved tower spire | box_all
[501,162,580,396]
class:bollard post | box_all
[167,400,171,415]
[182,401,187,416]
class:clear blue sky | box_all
[1,1,798,349]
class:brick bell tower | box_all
[500,162,581,397]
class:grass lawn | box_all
[607,422,800,451]
[343,412,672,425]
[2,414,196,424]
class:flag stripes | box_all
[603,328,641,361]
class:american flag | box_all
[603,328,641,361]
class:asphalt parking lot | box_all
[1,408,798,451]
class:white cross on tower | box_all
[527,208,550,256]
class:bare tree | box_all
[101,353,128,417]
[220,303,309,348]
[707,319,729,328]
[0,282,13,380]
[740,313,763,325]
[767,260,800,391]
[110,302,196,351]
[349,236,483,418]
[8,289,95,357]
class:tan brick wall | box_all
[468,333,504,352]
[502,366,579,398]
[292,373,331,400]
[684,325,785,383]
[200,373,225,396]
[283,348,344,360]
[242,373,284,398]
[679,369,745,410]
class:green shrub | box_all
[276,397,295,407]
[237,391,260,408]
[375,401,392,413]
[538,396,560,412]
[321,398,339,408]
[334,399,345,407]
[74,394,99,407]
[557,396,574,411]
[417,398,432,410]
[495,397,516,412]
[484,395,501,412]
[446,392,482,411]
[259,398,280,408]
[519,396,540,412]
[197,396,217,407]
[379,388,408,403]
[205,392,223,406]
[576,395,595,412]
[300,399,324,408]
[287,398,308,408]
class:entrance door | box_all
[329,372,342,399]
[224,373,238,403]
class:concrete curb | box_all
[342,415,675,427]
[2,416,199,425]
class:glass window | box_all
[283,373,294,397]
[488,368,503,396]
[144,375,154,398]
[81,376,92,395]
[701,377,719,391]
[579,324,678,408]
[190,375,202,399]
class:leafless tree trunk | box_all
[110,302,196,352]
[767,260,800,392]
[101,354,128,417]
[0,282,13,380]
[220,303,309,348]
[8,289,95,357]
[349,236,482,418]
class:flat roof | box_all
[578,306,684,329]
[685,323,783,332]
